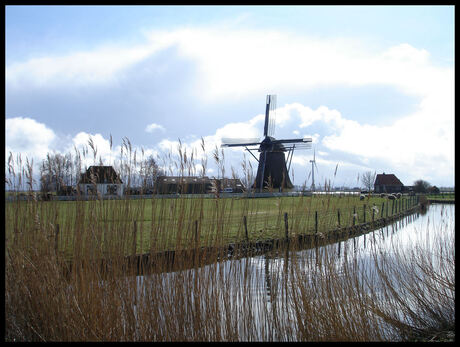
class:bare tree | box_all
[413,179,431,193]
[39,152,74,194]
[361,171,376,192]
[140,155,164,190]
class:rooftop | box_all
[374,173,403,186]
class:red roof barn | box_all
[374,173,404,193]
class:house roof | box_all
[374,173,403,186]
[78,166,123,184]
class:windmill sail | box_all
[221,137,261,147]
[267,94,277,137]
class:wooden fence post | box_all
[195,220,199,247]
[372,206,375,222]
[132,221,137,255]
[337,209,341,227]
[284,212,289,242]
[363,204,366,223]
[315,211,318,233]
[55,224,60,255]
[243,215,249,243]
[381,202,384,218]
[353,206,356,226]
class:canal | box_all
[122,203,454,341]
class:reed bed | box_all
[4,139,454,341]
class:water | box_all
[129,203,454,340]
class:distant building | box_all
[154,176,212,194]
[374,173,404,193]
[212,178,245,193]
[154,176,245,194]
[428,186,440,194]
[78,166,123,197]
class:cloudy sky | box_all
[5,5,455,188]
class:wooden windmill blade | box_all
[263,95,276,137]
[272,137,312,143]
[266,94,277,137]
[271,137,312,145]
[221,137,261,147]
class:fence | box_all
[5,190,314,202]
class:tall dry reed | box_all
[5,138,454,341]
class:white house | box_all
[78,166,123,197]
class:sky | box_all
[5,5,455,189]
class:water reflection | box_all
[133,203,453,341]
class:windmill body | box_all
[222,95,312,192]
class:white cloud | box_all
[145,123,166,133]
[320,95,454,178]
[5,117,57,161]
[7,27,450,101]
[216,114,264,140]
[139,28,451,102]
[6,44,159,88]
[307,134,321,144]
[71,132,161,169]
[71,132,115,165]
[5,25,454,186]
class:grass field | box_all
[426,192,455,201]
[6,193,418,261]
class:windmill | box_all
[221,95,312,192]
[310,149,319,192]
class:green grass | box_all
[6,194,417,261]
[426,193,455,201]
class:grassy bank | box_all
[5,193,419,261]
[426,192,455,204]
